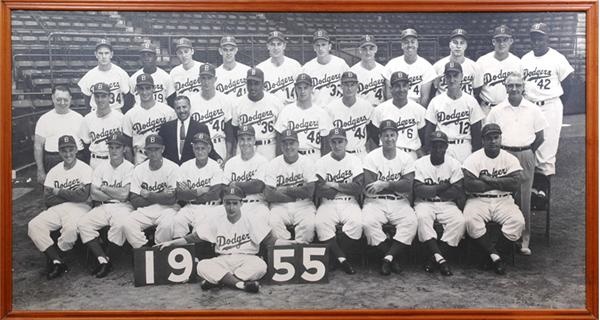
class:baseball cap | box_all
[379,119,398,133]
[144,134,164,148]
[359,35,377,47]
[450,28,468,40]
[92,82,110,95]
[95,38,112,50]
[247,67,264,82]
[328,127,346,140]
[341,71,358,83]
[530,22,549,35]
[493,25,513,38]
[220,35,237,47]
[400,28,419,40]
[58,135,77,149]
[430,131,449,144]
[295,73,313,86]
[237,125,256,137]
[390,71,409,85]
[199,63,216,77]
[267,31,286,43]
[175,37,193,50]
[313,29,330,43]
[444,62,463,74]
[136,73,154,86]
[191,132,211,145]
[221,185,245,201]
[139,41,157,53]
[481,123,502,137]
[280,129,299,142]
[106,132,127,146]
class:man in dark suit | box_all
[158,95,222,165]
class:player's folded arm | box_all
[414,179,443,199]
[145,189,177,206]
[197,184,225,202]
[44,187,67,207]
[462,169,493,193]
[335,174,364,198]
[383,172,414,194]
[485,170,523,193]
[129,192,153,209]
[235,180,265,195]
[315,176,337,200]
[283,182,316,200]
[438,179,465,201]
[100,183,131,202]
[57,184,91,202]
[91,184,112,202]
[263,185,296,203]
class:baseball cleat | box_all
[423,258,435,273]
[519,247,532,256]
[200,280,219,291]
[492,259,506,275]
[439,261,453,276]
[243,281,260,293]
[339,260,356,275]
[380,258,392,276]
[390,260,402,274]
[95,261,113,278]
[47,262,68,280]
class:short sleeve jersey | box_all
[91,160,134,201]
[475,52,522,105]
[130,158,179,195]
[170,61,203,99]
[521,48,574,101]
[122,102,177,150]
[363,147,415,196]
[35,110,84,152]
[45,160,93,191]
[385,55,437,102]
[462,149,522,196]
[189,92,233,140]
[432,56,480,96]
[426,93,484,141]
[257,57,302,105]
[486,98,548,147]
[223,153,268,202]
[324,97,373,151]
[79,110,124,156]
[275,104,332,151]
[315,153,363,198]
[232,93,283,141]
[414,155,463,201]
[371,99,427,150]
[130,67,175,104]
[78,64,131,111]
[265,155,317,188]
[177,158,224,190]
[301,55,350,106]
[215,62,251,99]
[350,61,388,106]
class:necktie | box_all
[179,121,186,158]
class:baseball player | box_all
[425,62,484,163]
[256,31,302,105]
[432,29,481,96]
[264,129,317,243]
[156,185,297,293]
[414,131,466,276]
[78,38,132,112]
[349,35,387,107]
[34,85,84,183]
[76,133,134,278]
[362,120,417,276]
[169,37,203,99]
[486,72,548,255]
[120,134,180,248]
[521,22,574,177]
[370,71,427,161]
[231,67,283,160]
[324,71,374,161]
[301,29,350,107]
[315,128,364,275]
[474,25,522,115]
[215,36,251,99]
[274,73,333,162]
[122,73,177,164]
[130,41,175,107]
[384,29,437,107]
[188,63,235,162]
[79,82,124,169]
[173,132,225,238]
[28,135,92,279]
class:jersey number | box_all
[354,127,366,139]
[307,131,321,144]
[108,93,122,104]
[537,79,551,90]
[261,120,275,134]
[458,121,470,135]
[212,119,225,132]
[329,84,342,97]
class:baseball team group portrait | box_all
[9,10,588,311]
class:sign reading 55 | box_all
[266,244,329,285]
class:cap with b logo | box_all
[191,132,211,145]
[359,35,376,48]
[430,131,449,144]
[313,29,330,42]
[139,41,157,53]
[379,119,398,133]
[136,73,154,86]
[199,63,216,77]
[247,67,264,82]
[95,38,112,50]
[329,127,347,140]
[220,35,237,47]
[175,37,193,50]
[530,22,548,35]
[267,31,286,43]
[295,73,313,86]
[444,62,463,74]
[280,129,299,142]
[221,185,245,201]
[341,71,358,83]
[481,123,503,137]
[93,82,110,95]
[237,125,256,137]
[493,25,513,38]
[400,28,419,40]
[107,132,127,146]
[144,134,164,148]
[450,28,468,40]
[58,135,77,149]
[390,71,409,85]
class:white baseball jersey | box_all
[130,158,179,195]
[324,97,373,151]
[302,56,349,106]
[215,62,251,98]
[265,155,317,189]
[316,153,363,194]
[433,56,481,96]
[385,55,437,102]
[232,93,283,141]
[275,104,332,151]
[78,64,130,111]
[363,147,415,195]
[45,160,92,190]
[486,99,548,147]
[371,100,427,150]
[122,102,177,150]
[426,93,484,141]
[475,52,522,105]
[414,155,463,199]
[350,62,387,106]
[79,110,124,156]
[521,48,574,101]
[189,92,233,140]
[178,158,224,191]
[462,149,522,196]
[170,60,203,99]
[91,160,134,198]
[35,110,84,152]
[257,57,302,104]
[130,67,175,104]
[223,153,268,202]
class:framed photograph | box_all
[2,0,597,319]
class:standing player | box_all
[474,25,522,115]
[122,74,177,164]
[78,38,132,112]
[432,29,481,96]
[463,123,525,275]
[170,37,203,99]
[79,82,124,169]
[215,36,251,99]
[487,72,547,255]
[275,73,332,162]
[315,128,363,275]
[521,22,574,177]
[264,129,317,243]
[385,29,437,107]
[257,31,302,105]
[173,132,225,238]
[76,133,134,278]
[350,35,387,107]
[28,135,92,279]
[231,67,282,160]
[324,71,374,161]
[130,41,175,107]
[414,131,465,276]
[425,62,484,163]
[370,71,427,160]
[362,120,417,276]
[301,29,350,106]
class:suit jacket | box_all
[158,119,222,165]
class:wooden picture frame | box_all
[1,0,597,319]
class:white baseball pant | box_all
[447,140,472,163]
[464,195,525,241]
[241,200,270,224]
[269,200,316,243]
[362,198,418,246]
[28,202,91,252]
[315,198,363,241]
[77,202,134,246]
[120,204,179,248]
[415,200,465,247]
[535,98,563,175]
[196,254,267,284]
[173,203,220,238]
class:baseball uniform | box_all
[350,61,387,107]
[433,56,481,96]
[79,109,124,169]
[385,55,437,103]
[188,92,233,160]
[216,62,251,99]
[302,55,350,107]
[257,57,302,105]
[223,153,270,221]
[170,60,203,99]
[475,52,522,114]
[130,67,175,105]
[324,96,373,160]
[78,64,130,112]
[275,104,332,162]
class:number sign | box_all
[133,244,198,287]
[266,244,329,285]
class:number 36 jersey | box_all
[231,93,283,141]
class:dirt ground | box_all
[10,115,586,311]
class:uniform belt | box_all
[397,147,414,153]
[328,196,353,201]
[534,97,558,106]
[242,199,261,203]
[501,145,531,152]
[255,139,273,146]
[212,137,223,143]
[473,193,510,198]
[448,139,465,144]
[100,200,120,204]
[424,198,445,202]
[188,200,220,205]
[481,100,497,107]
[299,149,317,155]
[91,154,109,159]
[369,195,403,200]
